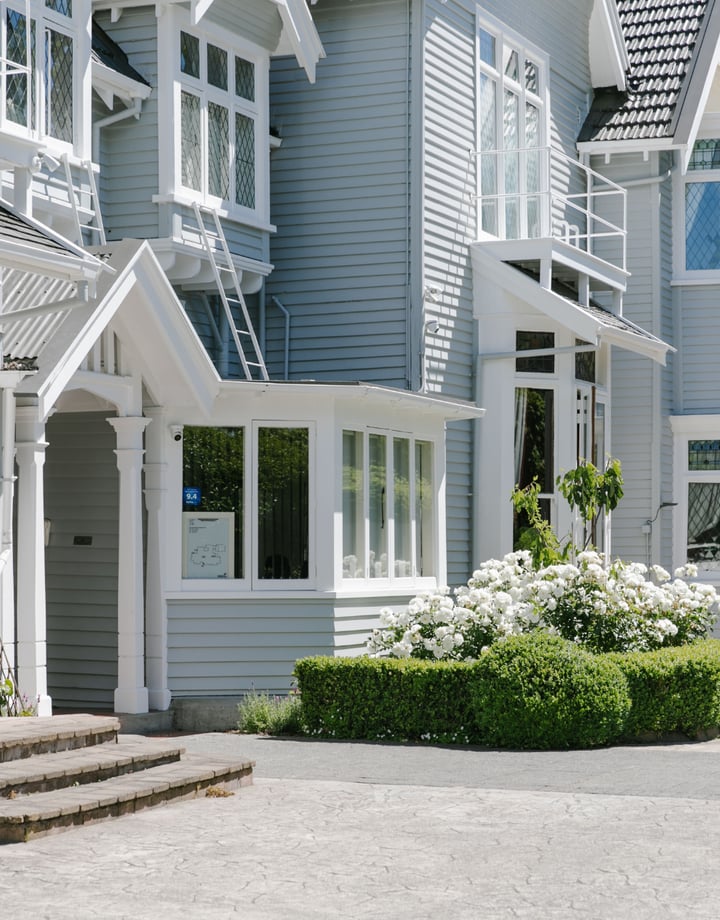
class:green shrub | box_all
[608,639,720,737]
[237,690,304,735]
[294,656,477,742]
[471,633,631,749]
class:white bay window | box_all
[1,0,77,148]
[343,429,435,581]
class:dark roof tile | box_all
[579,0,711,143]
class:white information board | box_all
[182,512,235,578]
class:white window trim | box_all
[0,0,89,156]
[673,134,720,280]
[671,414,720,580]
[475,9,550,242]
[158,6,269,226]
[176,421,315,592]
[340,425,439,588]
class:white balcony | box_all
[475,145,627,292]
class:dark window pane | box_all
[183,427,244,578]
[235,112,255,207]
[688,139,720,171]
[180,31,200,78]
[45,0,71,16]
[207,43,227,90]
[258,428,309,580]
[514,387,554,492]
[45,28,73,143]
[235,56,254,101]
[516,330,555,372]
[575,341,595,382]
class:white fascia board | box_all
[92,59,152,108]
[576,138,679,158]
[268,0,325,83]
[598,328,672,365]
[217,380,485,420]
[670,0,720,165]
[589,0,629,90]
[22,239,218,418]
[0,202,108,282]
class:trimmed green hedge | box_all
[294,656,478,743]
[294,637,720,749]
[608,639,720,737]
[471,633,630,749]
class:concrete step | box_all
[0,736,185,796]
[0,714,120,763]
[0,751,254,843]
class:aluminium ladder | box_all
[191,201,268,381]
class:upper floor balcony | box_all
[475,145,628,310]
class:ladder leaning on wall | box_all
[191,202,269,382]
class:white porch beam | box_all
[107,415,151,714]
[15,404,52,716]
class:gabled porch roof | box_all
[15,239,220,420]
[471,243,672,366]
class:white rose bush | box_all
[366,550,718,659]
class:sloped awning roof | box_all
[471,244,673,365]
[0,204,109,367]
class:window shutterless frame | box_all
[251,421,315,590]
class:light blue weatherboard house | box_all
[0,0,716,719]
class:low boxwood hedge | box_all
[294,655,478,742]
[294,637,720,749]
[608,639,720,738]
[471,633,631,749]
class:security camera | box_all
[425,319,441,335]
[170,425,183,442]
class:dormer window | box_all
[1,0,76,148]
[177,25,259,213]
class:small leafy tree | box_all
[557,458,624,553]
[512,458,624,566]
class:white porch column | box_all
[107,415,151,714]
[143,407,171,711]
[15,403,51,716]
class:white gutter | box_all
[92,97,143,158]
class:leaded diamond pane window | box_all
[181,90,201,190]
[235,112,255,208]
[45,27,72,143]
[208,101,229,199]
[235,56,254,101]
[180,31,200,78]
[45,0,71,16]
[686,182,720,270]
[6,8,29,127]
[207,43,227,90]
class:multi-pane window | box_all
[685,139,720,271]
[0,0,74,145]
[179,29,257,210]
[513,387,554,546]
[686,440,720,568]
[182,425,310,582]
[477,17,546,240]
[342,429,435,580]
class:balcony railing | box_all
[475,146,627,272]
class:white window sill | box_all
[152,193,276,233]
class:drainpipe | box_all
[270,296,291,380]
[92,98,143,159]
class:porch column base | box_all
[148,687,172,711]
[114,685,149,715]
[35,694,52,717]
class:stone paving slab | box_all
[1,776,719,919]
